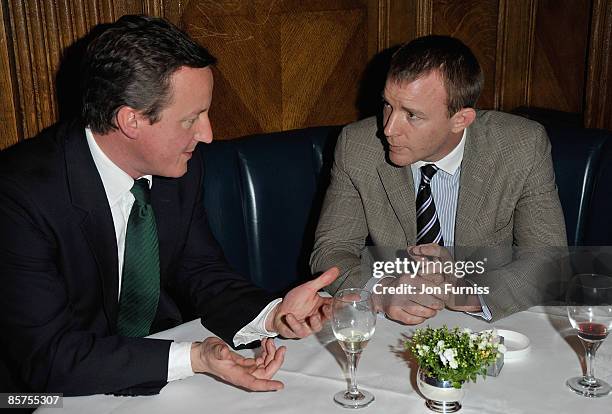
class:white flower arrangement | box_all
[407,326,506,388]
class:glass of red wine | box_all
[566,273,612,397]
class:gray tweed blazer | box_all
[310,110,567,320]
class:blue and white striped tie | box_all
[416,164,444,246]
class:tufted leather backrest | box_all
[547,125,612,245]
[580,136,612,245]
[201,126,341,293]
[201,124,612,291]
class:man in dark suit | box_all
[0,15,338,396]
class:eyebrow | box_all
[400,106,426,117]
[182,107,208,120]
[381,93,426,117]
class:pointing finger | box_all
[307,267,340,291]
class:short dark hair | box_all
[81,15,216,134]
[388,35,483,117]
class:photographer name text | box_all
[373,282,489,295]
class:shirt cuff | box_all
[232,298,282,347]
[167,341,195,382]
[465,293,493,321]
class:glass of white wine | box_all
[332,288,376,408]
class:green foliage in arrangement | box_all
[406,326,506,388]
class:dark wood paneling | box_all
[0,0,610,150]
[181,0,375,139]
[417,0,433,36]
[585,0,612,130]
[387,0,418,46]
[1,0,154,148]
[305,24,368,126]
[494,0,536,112]
[529,0,591,114]
[0,1,20,150]
[430,0,499,109]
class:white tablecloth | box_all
[36,307,612,414]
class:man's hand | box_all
[409,243,453,265]
[410,243,482,312]
[371,243,452,325]
[372,274,445,325]
[265,267,340,338]
[191,337,286,391]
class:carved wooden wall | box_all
[0,0,174,150]
[0,0,610,150]
[398,0,607,127]
[179,0,380,139]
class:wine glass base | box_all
[333,389,375,408]
[566,376,612,398]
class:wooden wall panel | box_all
[364,0,610,128]
[281,8,365,128]
[0,1,20,149]
[387,0,418,47]
[0,0,158,148]
[494,0,537,112]
[7,1,49,140]
[529,0,591,114]
[180,0,375,139]
[430,0,499,109]
[585,0,612,130]
[304,21,368,126]
[0,0,610,150]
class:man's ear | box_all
[450,108,476,133]
[115,106,142,140]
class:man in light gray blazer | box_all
[310,35,567,324]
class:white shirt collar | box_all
[412,128,467,175]
[85,127,152,206]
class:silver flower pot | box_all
[417,369,465,413]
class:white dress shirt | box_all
[85,128,280,382]
[410,129,466,250]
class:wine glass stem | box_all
[581,339,602,383]
[346,351,362,394]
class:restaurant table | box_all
[36,306,611,414]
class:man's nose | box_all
[383,111,397,137]
[195,119,213,144]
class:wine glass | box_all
[566,273,612,397]
[331,288,377,408]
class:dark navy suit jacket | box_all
[0,120,274,395]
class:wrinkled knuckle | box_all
[410,316,426,325]
[423,308,437,318]
[385,306,399,320]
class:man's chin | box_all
[157,164,188,178]
[387,152,414,167]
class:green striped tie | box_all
[117,178,161,337]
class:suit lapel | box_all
[151,177,180,282]
[455,121,494,245]
[64,122,119,330]
[377,161,416,244]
